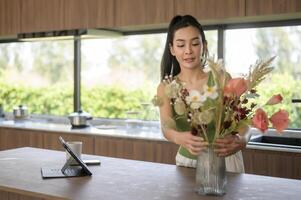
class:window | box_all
[81,30,217,120]
[2,25,299,130]
[205,30,218,57]
[0,41,73,116]
[225,26,301,129]
[81,34,165,120]
[0,30,217,121]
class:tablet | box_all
[41,136,92,178]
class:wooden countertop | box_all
[0,147,300,200]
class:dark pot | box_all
[13,105,29,119]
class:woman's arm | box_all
[157,83,207,155]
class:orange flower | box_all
[269,109,289,133]
[252,108,269,133]
[224,78,248,97]
[266,94,283,105]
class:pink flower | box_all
[252,108,269,133]
[224,78,248,97]
[266,94,283,105]
[269,109,289,133]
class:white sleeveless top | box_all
[175,150,245,173]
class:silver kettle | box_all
[68,110,93,127]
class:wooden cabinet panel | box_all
[0,0,21,35]
[20,0,114,33]
[155,142,178,164]
[95,136,136,159]
[175,0,245,21]
[132,139,156,162]
[64,0,114,30]
[293,153,301,179]
[29,131,44,149]
[242,148,301,179]
[246,0,301,16]
[114,0,174,27]
[43,132,94,154]
[20,0,65,33]
[0,128,43,150]
[0,128,27,150]
[94,136,178,164]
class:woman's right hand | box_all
[174,131,208,155]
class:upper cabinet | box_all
[64,0,114,30]
[174,0,246,22]
[2,0,301,36]
[21,0,65,33]
[0,0,21,36]
[114,0,174,27]
[20,0,114,33]
[246,0,301,16]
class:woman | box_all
[156,15,249,173]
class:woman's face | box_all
[170,26,203,70]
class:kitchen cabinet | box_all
[64,0,114,30]
[20,0,65,33]
[0,127,93,154]
[0,128,43,150]
[174,0,246,22]
[246,0,301,16]
[0,0,21,36]
[43,132,94,154]
[242,148,301,179]
[2,0,301,36]
[94,136,178,164]
[0,126,179,164]
[1,126,301,179]
[114,0,174,27]
[20,0,114,33]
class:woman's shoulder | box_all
[153,82,169,108]
[157,77,178,93]
[157,81,166,94]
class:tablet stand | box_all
[61,157,74,174]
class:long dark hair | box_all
[160,15,208,80]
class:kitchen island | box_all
[0,147,300,200]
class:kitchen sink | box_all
[249,135,301,149]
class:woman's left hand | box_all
[214,134,246,157]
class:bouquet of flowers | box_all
[154,57,289,143]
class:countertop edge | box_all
[0,123,168,142]
[246,144,301,153]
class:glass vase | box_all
[195,146,226,196]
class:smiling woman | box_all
[169,26,204,70]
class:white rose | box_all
[186,90,206,109]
